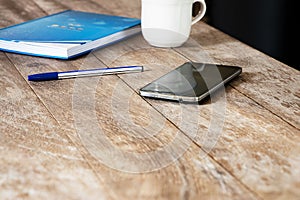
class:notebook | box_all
[0,10,141,59]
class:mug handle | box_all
[191,0,207,25]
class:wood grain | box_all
[0,0,299,199]
[183,22,300,129]
[83,0,300,199]
[5,48,258,200]
[0,53,111,199]
[0,0,259,199]
[93,35,300,199]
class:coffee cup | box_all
[141,0,206,48]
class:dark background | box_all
[195,0,299,70]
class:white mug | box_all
[141,0,206,48]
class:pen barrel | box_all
[58,66,144,79]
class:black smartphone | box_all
[139,62,242,103]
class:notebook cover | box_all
[0,10,141,43]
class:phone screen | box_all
[139,62,242,102]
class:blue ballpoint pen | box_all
[28,65,144,81]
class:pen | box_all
[28,65,144,81]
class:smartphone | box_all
[139,62,242,103]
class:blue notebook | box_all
[0,10,141,59]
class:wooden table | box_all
[0,0,299,199]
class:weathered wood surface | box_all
[0,0,299,200]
